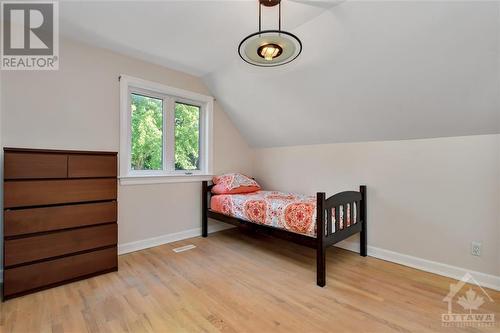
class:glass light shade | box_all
[238,30,302,67]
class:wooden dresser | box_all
[3,148,118,300]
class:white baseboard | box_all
[335,242,500,291]
[118,223,234,255]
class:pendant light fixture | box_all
[238,0,302,67]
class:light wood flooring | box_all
[1,228,499,332]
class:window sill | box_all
[119,174,212,186]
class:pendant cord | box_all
[259,3,261,33]
[278,2,281,31]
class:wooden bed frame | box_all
[202,181,367,287]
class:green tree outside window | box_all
[175,103,200,170]
[131,93,163,170]
[130,94,200,171]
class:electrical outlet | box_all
[471,241,482,257]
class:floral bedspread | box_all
[211,191,317,237]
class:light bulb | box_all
[258,43,283,61]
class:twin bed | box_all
[202,178,367,287]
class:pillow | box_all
[212,173,261,194]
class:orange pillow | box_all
[212,173,261,194]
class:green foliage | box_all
[130,94,200,171]
[131,94,163,170]
[175,103,200,170]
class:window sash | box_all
[173,99,203,173]
[129,88,166,173]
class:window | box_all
[120,75,213,184]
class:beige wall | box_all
[253,135,500,276]
[1,39,253,250]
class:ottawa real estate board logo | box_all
[442,273,495,328]
[1,1,59,70]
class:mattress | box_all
[210,191,318,237]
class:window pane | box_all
[130,93,163,170]
[175,102,200,170]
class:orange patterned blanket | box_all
[211,191,317,237]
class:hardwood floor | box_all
[1,228,499,332]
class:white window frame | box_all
[119,75,213,185]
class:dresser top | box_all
[4,147,117,156]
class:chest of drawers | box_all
[3,148,118,300]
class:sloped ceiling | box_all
[60,1,500,147]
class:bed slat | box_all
[334,206,340,233]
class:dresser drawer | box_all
[68,154,117,178]
[4,152,68,180]
[3,247,117,298]
[4,201,117,237]
[4,223,117,267]
[4,178,117,208]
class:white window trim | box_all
[119,75,213,185]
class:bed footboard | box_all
[316,185,367,287]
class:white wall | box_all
[253,135,500,277]
[1,38,253,251]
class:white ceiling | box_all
[60,1,500,147]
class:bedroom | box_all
[0,0,499,332]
